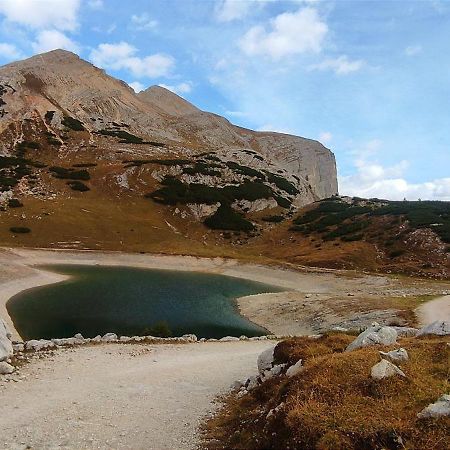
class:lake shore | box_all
[1,247,449,340]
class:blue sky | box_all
[0,0,448,200]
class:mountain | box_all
[0,50,447,278]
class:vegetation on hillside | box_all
[204,334,450,449]
[291,197,450,244]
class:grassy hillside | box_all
[204,333,450,449]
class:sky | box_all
[0,0,448,200]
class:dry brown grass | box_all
[203,334,450,450]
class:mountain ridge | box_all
[3,50,445,278]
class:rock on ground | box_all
[417,321,450,337]
[379,348,409,363]
[371,359,406,380]
[417,394,450,419]
[345,324,398,352]
[0,361,15,374]
[286,359,304,378]
[257,346,275,374]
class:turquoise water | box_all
[7,265,281,340]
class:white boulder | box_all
[417,394,450,419]
[417,321,450,337]
[379,348,409,363]
[245,375,260,390]
[101,333,118,342]
[345,325,398,352]
[0,361,15,374]
[219,336,239,342]
[370,359,406,380]
[286,359,304,378]
[262,364,286,381]
[257,347,274,374]
[0,318,13,362]
[181,334,197,342]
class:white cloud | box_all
[309,55,364,75]
[0,43,23,60]
[319,131,332,144]
[159,82,192,95]
[0,0,80,31]
[128,81,145,93]
[131,13,158,30]
[89,42,175,78]
[239,7,328,59]
[405,45,422,56]
[215,0,253,22]
[31,30,80,54]
[339,143,450,200]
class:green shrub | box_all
[47,137,62,146]
[98,129,143,144]
[49,166,90,181]
[62,116,85,131]
[72,163,97,168]
[265,172,299,195]
[274,195,292,209]
[44,110,55,123]
[8,198,23,208]
[226,161,265,180]
[147,177,274,206]
[204,204,255,231]
[262,215,284,223]
[9,226,31,234]
[341,233,364,242]
[67,181,90,192]
[389,249,405,258]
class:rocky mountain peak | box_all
[139,85,200,117]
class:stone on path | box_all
[0,361,15,374]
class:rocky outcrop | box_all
[345,324,398,352]
[0,49,338,205]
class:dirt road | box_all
[0,341,273,450]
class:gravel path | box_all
[0,341,273,450]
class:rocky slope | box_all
[0,49,337,203]
[0,50,447,279]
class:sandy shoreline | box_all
[1,247,449,340]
